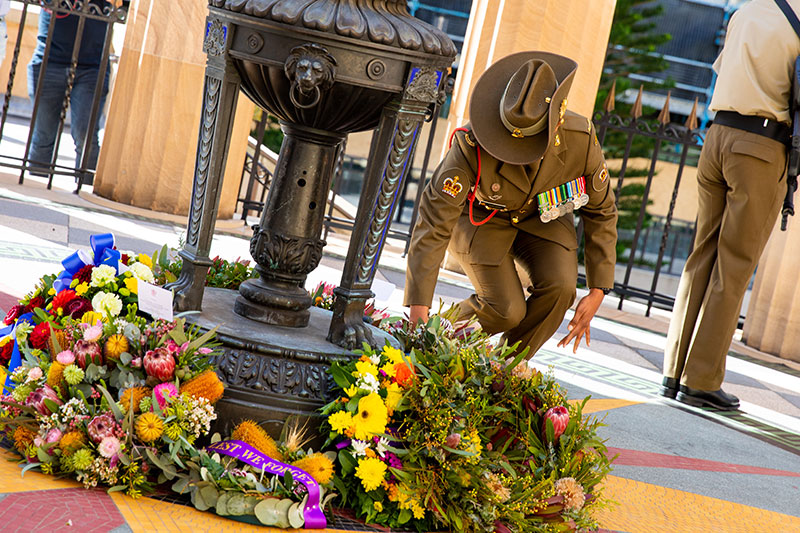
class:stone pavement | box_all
[0,171,799,532]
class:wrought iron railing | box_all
[0,0,128,192]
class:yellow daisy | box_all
[355,456,386,492]
[329,410,354,434]
[353,393,388,440]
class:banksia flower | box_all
[13,426,36,454]
[47,362,67,392]
[58,430,86,456]
[50,328,70,354]
[104,334,129,364]
[120,387,150,414]
[231,420,282,460]
[292,453,334,485]
[555,477,585,512]
[135,412,164,443]
[180,370,224,404]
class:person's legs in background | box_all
[69,66,109,180]
[26,62,68,173]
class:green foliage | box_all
[152,248,256,291]
[616,183,653,231]
[252,109,284,154]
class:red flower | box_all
[25,385,62,415]
[4,304,26,325]
[120,253,130,266]
[74,340,104,369]
[0,341,12,366]
[542,405,570,442]
[50,289,77,314]
[29,322,52,350]
[64,298,92,318]
[394,361,415,388]
[26,295,45,312]
[143,347,176,381]
[74,264,94,285]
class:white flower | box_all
[357,373,380,394]
[92,291,123,317]
[90,264,117,287]
[375,436,390,458]
[129,262,155,283]
[368,353,381,366]
[351,439,370,457]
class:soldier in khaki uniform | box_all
[404,51,618,357]
[662,0,800,409]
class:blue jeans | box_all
[27,62,109,172]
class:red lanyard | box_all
[447,127,498,226]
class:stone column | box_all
[742,219,800,363]
[445,0,616,141]
[93,0,253,219]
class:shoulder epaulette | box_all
[561,111,593,134]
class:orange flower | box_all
[394,361,415,388]
[180,369,225,404]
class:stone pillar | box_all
[445,0,616,141]
[93,0,253,219]
[742,219,800,363]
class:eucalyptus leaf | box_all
[119,352,133,366]
[96,384,123,420]
[254,498,280,525]
[288,502,305,528]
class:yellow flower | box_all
[354,360,378,378]
[291,453,334,485]
[124,277,138,294]
[135,412,164,443]
[380,362,397,378]
[13,426,36,455]
[382,346,404,365]
[58,431,86,456]
[411,502,425,519]
[355,456,386,492]
[353,393,388,440]
[180,370,225,404]
[104,334,129,362]
[75,282,89,296]
[385,382,402,414]
[231,420,283,460]
[80,311,104,324]
[329,410,354,434]
[47,362,66,391]
[120,387,151,414]
[137,254,153,268]
[48,288,56,296]
[373,501,383,512]
[344,385,359,398]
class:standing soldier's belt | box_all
[537,176,588,222]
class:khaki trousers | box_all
[664,124,787,390]
[453,231,577,358]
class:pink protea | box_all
[87,412,118,443]
[25,385,63,415]
[543,405,570,442]
[143,347,176,382]
[153,382,179,410]
[74,339,104,369]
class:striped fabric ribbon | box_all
[536,176,589,223]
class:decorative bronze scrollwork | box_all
[284,44,337,109]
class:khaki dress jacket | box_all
[404,111,618,307]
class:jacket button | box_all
[511,216,519,224]
[491,183,501,192]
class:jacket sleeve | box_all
[404,137,475,307]
[580,124,618,289]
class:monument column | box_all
[742,220,800,363]
[445,0,616,140]
[93,0,253,219]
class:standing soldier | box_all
[662,0,800,409]
[404,51,618,357]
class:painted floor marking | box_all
[606,447,800,477]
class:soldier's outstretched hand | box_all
[557,288,605,353]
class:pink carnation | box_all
[98,436,121,458]
[56,350,75,365]
[153,382,178,410]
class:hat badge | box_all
[511,128,524,138]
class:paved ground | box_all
[1,170,799,532]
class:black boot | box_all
[659,377,679,399]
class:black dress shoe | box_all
[659,377,678,399]
[676,385,740,410]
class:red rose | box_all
[26,295,45,312]
[542,406,570,442]
[4,304,26,325]
[0,341,13,366]
[64,298,92,319]
[29,321,52,350]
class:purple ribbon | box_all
[205,439,326,529]
[53,233,121,293]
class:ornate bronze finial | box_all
[603,79,616,113]
[284,43,337,109]
[631,85,644,120]
[685,98,699,131]
[657,91,671,125]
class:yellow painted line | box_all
[110,492,354,533]
[596,475,800,532]
[570,398,642,414]
[0,447,82,492]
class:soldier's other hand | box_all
[408,305,430,325]
[557,288,605,354]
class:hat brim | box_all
[469,51,578,165]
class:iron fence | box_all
[0,0,127,191]
[238,84,710,318]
